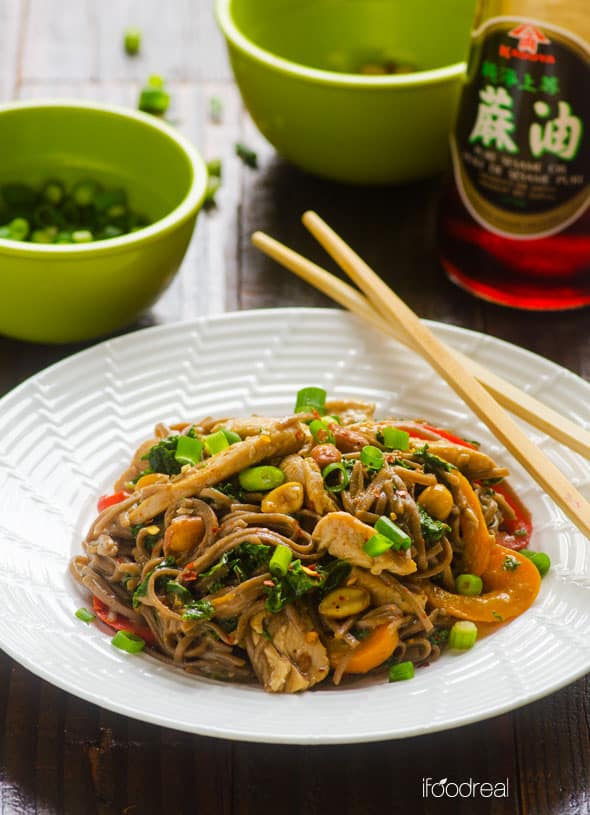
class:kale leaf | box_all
[412,444,456,474]
[132,556,176,607]
[182,599,215,622]
[418,505,452,544]
[200,542,272,592]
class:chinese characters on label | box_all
[469,84,582,160]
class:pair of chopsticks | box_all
[252,211,590,540]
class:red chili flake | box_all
[180,570,198,583]
[307,563,317,571]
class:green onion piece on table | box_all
[294,386,327,415]
[455,573,483,596]
[111,630,146,654]
[207,159,222,178]
[388,660,414,681]
[174,435,204,467]
[374,516,412,551]
[269,545,293,577]
[235,142,258,168]
[75,607,96,624]
[380,427,410,451]
[204,430,230,456]
[209,96,223,123]
[360,445,385,471]
[322,461,349,493]
[124,28,142,55]
[520,550,550,577]
[239,465,285,492]
[139,75,170,116]
[363,533,394,558]
[448,620,478,651]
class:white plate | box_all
[0,308,589,744]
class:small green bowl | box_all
[216,0,476,184]
[0,100,208,343]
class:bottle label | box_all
[451,17,589,239]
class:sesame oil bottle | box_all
[439,0,589,309]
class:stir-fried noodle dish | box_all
[71,388,547,693]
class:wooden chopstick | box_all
[251,230,590,461]
[296,210,590,539]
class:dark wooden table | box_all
[1,2,589,813]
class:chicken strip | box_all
[245,604,329,692]
[313,512,417,576]
[126,424,305,525]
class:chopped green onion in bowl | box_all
[0,179,150,244]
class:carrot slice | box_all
[455,470,495,576]
[332,624,399,675]
[424,544,541,623]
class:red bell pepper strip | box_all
[97,490,129,513]
[410,424,478,449]
[493,482,533,550]
[92,596,156,645]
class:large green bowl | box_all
[216,0,476,184]
[0,100,208,343]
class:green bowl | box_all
[216,0,476,184]
[0,100,208,343]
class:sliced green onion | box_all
[520,550,550,577]
[322,461,349,493]
[174,435,204,467]
[269,545,293,577]
[209,96,223,123]
[294,386,327,415]
[33,203,65,228]
[363,533,394,557]
[448,620,478,651]
[72,180,99,207]
[327,414,341,425]
[455,573,483,596]
[374,516,412,551]
[207,158,222,178]
[388,660,414,681]
[360,445,385,471]
[75,607,96,624]
[309,418,335,445]
[139,76,170,115]
[31,228,55,243]
[204,176,221,207]
[204,430,230,456]
[221,428,241,445]
[235,142,258,168]
[111,630,146,653]
[42,180,65,205]
[8,217,30,241]
[97,225,124,240]
[148,74,165,89]
[72,229,93,243]
[124,27,142,55]
[381,427,410,451]
[239,465,285,492]
[55,230,73,243]
[94,188,126,212]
